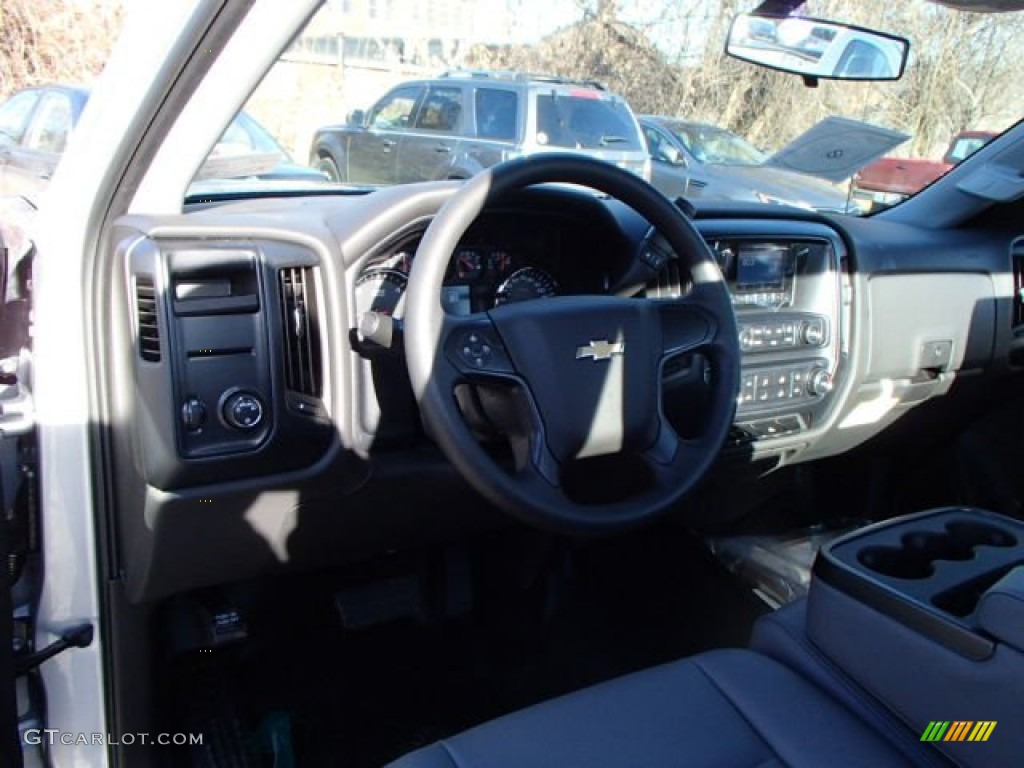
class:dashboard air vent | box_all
[135,276,161,362]
[1013,242,1024,328]
[279,267,323,398]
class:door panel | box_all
[348,85,423,184]
[0,487,20,768]
[0,235,24,767]
[397,86,463,183]
[644,124,694,200]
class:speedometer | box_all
[355,269,407,317]
[493,267,558,306]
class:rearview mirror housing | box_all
[726,14,909,82]
[347,109,366,126]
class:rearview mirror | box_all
[726,14,909,82]
[347,109,365,126]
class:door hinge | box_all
[15,624,93,676]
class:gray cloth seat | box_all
[387,647,919,768]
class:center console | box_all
[804,508,1024,766]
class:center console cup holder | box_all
[816,508,1024,659]
[856,521,1016,580]
[945,521,1016,549]
[809,508,1024,764]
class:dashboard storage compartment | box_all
[808,508,1024,766]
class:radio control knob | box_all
[808,368,834,397]
[801,321,825,346]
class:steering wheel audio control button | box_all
[461,332,493,367]
[447,325,514,375]
[222,391,265,430]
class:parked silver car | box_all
[0,85,326,206]
[640,115,906,213]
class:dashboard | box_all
[106,182,1011,600]
[352,209,843,448]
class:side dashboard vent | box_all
[135,276,161,362]
[1013,242,1024,328]
[279,267,323,398]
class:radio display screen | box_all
[736,245,787,289]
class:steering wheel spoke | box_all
[641,417,707,489]
[517,432,563,490]
[656,282,723,359]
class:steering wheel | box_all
[405,154,739,533]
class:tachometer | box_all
[355,269,408,317]
[493,267,558,306]
[454,248,484,280]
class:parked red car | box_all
[853,129,996,207]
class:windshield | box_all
[665,123,768,166]
[3,1,1023,215]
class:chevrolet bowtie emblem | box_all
[576,339,625,361]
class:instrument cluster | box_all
[354,213,608,319]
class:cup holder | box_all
[858,545,934,579]
[945,521,1017,549]
[904,531,974,562]
[856,522,1017,580]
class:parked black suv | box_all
[309,70,651,185]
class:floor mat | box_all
[168,524,768,767]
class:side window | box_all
[368,86,422,130]
[946,136,989,164]
[25,93,74,154]
[414,87,463,133]
[0,90,41,145]
[644,126,671,162]
[475,89,518,141]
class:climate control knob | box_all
[222,391,265,430]
[807,368,834,397]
